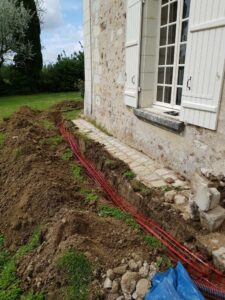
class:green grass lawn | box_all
[0,92,82,121]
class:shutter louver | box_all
[180,0,225,130]
[124,0,143,108]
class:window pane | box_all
[160,27,167,46]
[159,48,166,65]
[167,46,175,64]
[177,67,184,85]
[181,21,189,42]
[157,86,163,102]
[176,88,182,105]
[179,44,186,64]
[164,86,172,103]
[162,0,168,4]
[169,2,177,23]
[161,6,168,25]
[158,68,165,84]
[166,67,173,84]
[168,24,176,44]
[183,0,191,19]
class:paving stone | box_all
[155,168,171,176]
[132,165,148,173]
[151,180,167,188]
[200,206,225,232]
[172,180,187,188]
[73,119,190,194]
[144,174,161,182]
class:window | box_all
[156,0,191,109]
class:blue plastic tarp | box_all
[145,261,205,300]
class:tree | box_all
[0,0,32,68]
[15,0,43,79]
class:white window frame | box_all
[153,0,190,111]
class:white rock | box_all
[164,190,177,203]
[174,194,186,205]
[136,279,151,298]
[201,168,213,178]
[200,206,225,232]
[113,265,128,275]
[107,269,115,281]
[128,259,138,271]
[139,262,149,278]
[111,280,119,294]
[104,278,112,290]
[121,271,138,299]
[136,260,143,269]
[192,174,220,212]
[212,247,225,271]
[132,291,138,299]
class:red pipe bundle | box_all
[59,123,225,299]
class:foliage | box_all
[47,135,63,146]
[0,228,43,300]
[0,0,32,68]
[0,133,5,148]
[14,0,43,93]
[57,250,91,300]
[87,118,112,136]
[63,109,81,121]
[142,234,163,250]
[80,189,98,203]
[99,204,140,230]
[61,149,73,161]
[21,292,45,300]
[156,255,172,269]
[123,170,136,180]
[70,163,83,181]
[41,51,84,94]
[40,119,54,130]
[15,226,42,259]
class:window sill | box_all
[133,107,185,133]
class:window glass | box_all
[158,68,165,84]
[161,6,168,25]
[169,2,177,23]
[168,24,176,44]
[183,0,191,19]
[160,27,167,46]
[179,44,186,64]
[177,67,184,85]
[176,88,182,105]
[164,87,172,103]
[166,67,173,84]
[181,21,189,42]
[159,48,166,65]
[157,86,163,102]
[167,46,175,65]
[162,0,168,4]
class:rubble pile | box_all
[102,254,159,300]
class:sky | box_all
[41,0,83,65]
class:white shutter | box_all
[124,0,143,108]
[180,0,225,130]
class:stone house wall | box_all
[83,0,225,178]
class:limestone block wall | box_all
[84,0,225,178]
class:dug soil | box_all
[0,103,170,299]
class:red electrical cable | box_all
[59,123,225,299]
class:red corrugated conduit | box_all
[59,123,225,299]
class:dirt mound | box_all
[0,103,165,298]
[0,106,87,250]
[17,208,155,298]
